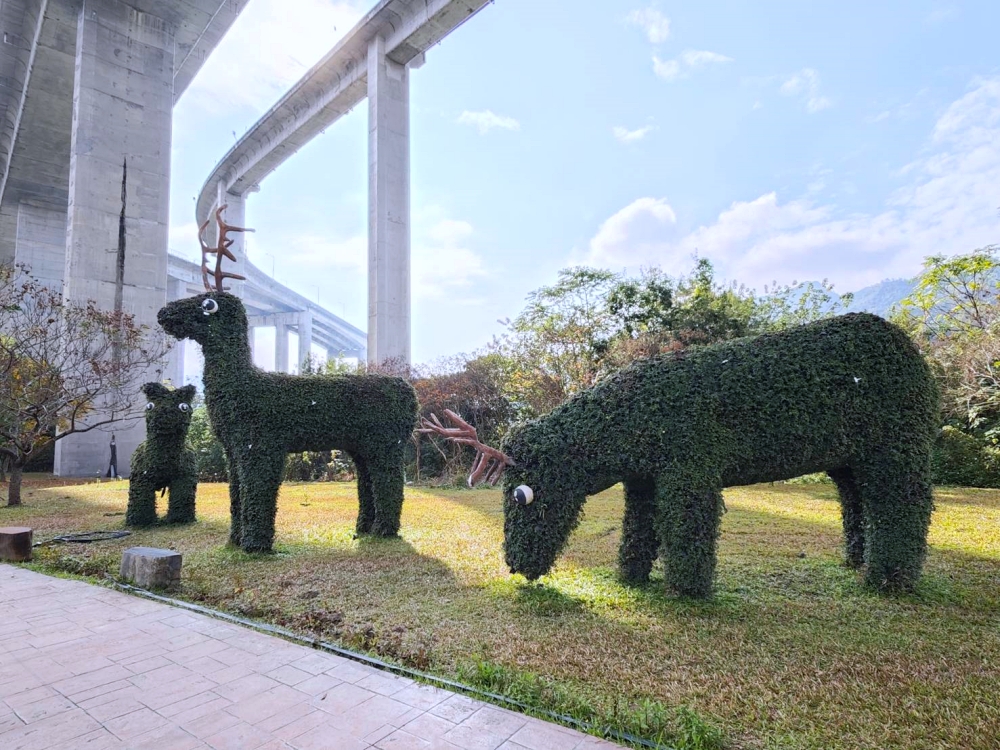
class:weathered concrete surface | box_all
[119,546,182,589]
[0,566,623,749]
[0,527,32,562]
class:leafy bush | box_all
[931,426,1000,488]
[188,405,228,482]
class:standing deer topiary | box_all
[156,208,418,553]
[423,313,939,598]
[126,382,198,527]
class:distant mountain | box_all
[841,278,917,319]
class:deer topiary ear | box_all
[178,384,197,403]
[141,382,170,400]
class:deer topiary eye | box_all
[178,403,190,412]
[202,298,219,315]
[513,485,534,506]
[145,402,155,411]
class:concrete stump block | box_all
[0,527,32,562]
[120,547,182,589]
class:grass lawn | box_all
[2,478,998,749]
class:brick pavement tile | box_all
[185,656,230,677]
[573,738,620,749]
[226,684,310,724]
[269,708,330,741]
[180,708,243,739]
[309,681,375,716]
[126,724,204,750]
[76,684,138,710]
[128,663,197,691]
[495,743,532,750]
[51,664,133,699]
[375,728,435,749]
[507,722,583,750]
[0,711,25,732]
[363,723,397,745]
[288,719,371,750]
[46,727,124,750]
[294,673,342,697]
[124,655,174,675]
[139,675,219,711]
[454,707,527,740]
[214,673,281,703]
[158,689,228,719]
[103,706,171,740]
[392,684,449,712]
[64,655,117,676]
[391,707,425,728]
[12,693,75,724]
[83,696,146,723]
[0,707,103,750]
[356,671,413,697]
[324,659,380,684]
[253,699,313,733]
[204,720,273,750]
[428,695,481,725]
[266,665,313,686]
[289,653,338,676]
[169,640,227,666]
[402,712,457,740]
[207,663,255,684]
[440,724,507,750]
[169,696,235,727]
[3,684,59,711]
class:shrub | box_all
[931,426,1000,488]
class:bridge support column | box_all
[55,0,175,477]
[275,323,289,373]
[164,278,186,386]
[215,187,248,297]
[367,34,410,370]
[298,311,313,372]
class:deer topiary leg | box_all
[352,453,375,535]
[828,466,865,569]
[125,446,158,527]
[368,450,405,538]
[238,448,286,553]
[657,475,724,599]
[164,452,198,524]
[223,442,242,546]
[854,452,933,593]
[619,475,659,584]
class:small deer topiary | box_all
[125,382,198,527]
[424,313,939,598]
[155,208,418,553]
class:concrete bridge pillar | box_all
[55,0,175,477]
[275,323,289,373]
[164,278,186,386]
[215,187,248,297]
[367,34,410,369]
[298,311,313,372]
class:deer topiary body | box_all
[425,313,939,598]
[157,291,418,552]
[126,383,198,527]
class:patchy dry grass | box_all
[2,479,998,749]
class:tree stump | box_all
[119,547,182,589]
[0,527,32,562]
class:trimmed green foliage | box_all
[157,292,418,552]
[126,383,198,526]
[932,426,1000,488]
[502,313,939,597]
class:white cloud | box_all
[625,7,671,44]
[780,68,832,113]
[412,216,487,301]
[583,77,1000,292]
[613,124,655,143]
[180,0,365,114]
[653,49,733,81]
[168,222,201,260]
[456,110,521,135]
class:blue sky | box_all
[169,0,1000,367]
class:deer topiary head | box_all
[157,206,252,350]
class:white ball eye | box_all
[201,298,219,315]
[513,485,534,506]
[145,402,155,411]
[178,403,190,412]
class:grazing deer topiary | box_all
[126,382,198,527]
[156,208,418,553]
[423,313,939,598]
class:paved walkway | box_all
[0,566,621,750]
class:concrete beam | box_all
[274,322,289,372]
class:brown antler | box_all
[417,409,514,487]
[199,204,252,293]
